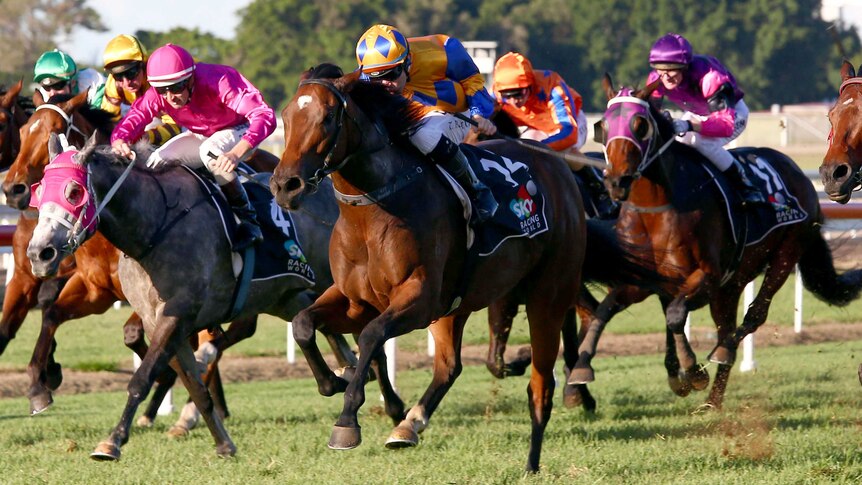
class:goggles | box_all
[41,79,69,91]
[368,64,404,82]
[112,63,142,81]
[154,78,190,95]
[500,88,529,101]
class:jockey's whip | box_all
[453,112,608,170]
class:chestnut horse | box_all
[577,74,862,409]
[819,59,862,383]
[0,80,34,170]
[270,72,585,473]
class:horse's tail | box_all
[583,219,677,291]
[798,231,862,306]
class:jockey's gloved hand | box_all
[671,119,693,135]
[146,152,165,169]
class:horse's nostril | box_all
[833,164,850,180]
[38,247,56,263]
[285,177,303,192]
[11,184,26,196]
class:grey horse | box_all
[26,133,404,460]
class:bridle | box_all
[603,94,674,180]
[34,103,87,146]
[828,77,862,193]
[297,79,379,188]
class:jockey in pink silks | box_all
[111,43,276,249]
[647,32,766,206]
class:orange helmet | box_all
[356,24,409,73]
[493,52,536,93]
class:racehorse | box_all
[819,59,862,383]
[0,80,34,170]
[26,132,402,461]
[269,71,585,473]
[576,73,862,409]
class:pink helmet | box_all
[146,43,195,87]
[649,33,693,69]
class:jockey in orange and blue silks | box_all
[493,52,617,219]
[647,32,766,205]
[493,52,586,152]
[112,43,276,249]
[356,24,498,226]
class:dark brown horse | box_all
[270,72,585,473]
[0,80,34,170]
[819,59,862,383]
[574,74,862,409]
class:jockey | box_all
[111,43,276,250]
[647,33,766,206]
[101,34,181,146]
[33,49,105,109]
[493,52,618,219]
[355,24,499,226]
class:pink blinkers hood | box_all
[29,149,97,231]
[603,88,654,156]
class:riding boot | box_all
[576,166,619,219]
[723,161,767,206]
[429,137,498,225]
[221,177,263,251]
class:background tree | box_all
[0,0,105,86]
[134,28,237,65]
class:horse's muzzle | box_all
[270,174,310,210]
[26,243,60,278]
[607,175,634,202]
[2,182,30,210]
[819,161,855,204]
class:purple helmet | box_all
[649,33,693,69]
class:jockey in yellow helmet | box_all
[356,24,499,225]
[101,34,181,146]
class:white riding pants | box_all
[675,100,749,172]
[408,111,473,155]
[146,123,251,184]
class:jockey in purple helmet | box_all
[647,33,766,206]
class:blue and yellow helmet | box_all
[356,24,409,73]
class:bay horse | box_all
[26,132,401,461]
[0,80,34,170]
[576,73,862,409]
[819,59,862,383]
[269,71,586,473]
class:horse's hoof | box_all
[563,385,584,408]
[687,365,710,391]
[166,425,190,439]
[328,425,361,450]
[708,346,735,365]
[46,362,63,390]
[90,441,121,461]
[668,376,692,397]
[385,425,419,449]
[568,367,594,385]
[29,392,53,415]
[216,441,237,458]
[136,415,154,428]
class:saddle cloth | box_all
[668,149,808,246]
[184,167,316,284]
[451,144,550,256]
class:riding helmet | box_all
[103,34,147,74]
[356,24,410,73]
[146,43,195,87]
[34,49,77,85]
[493,52,536,93]
[649,33,693,70]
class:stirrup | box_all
[233,222,263,251]
[469,188,498,226]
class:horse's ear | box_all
[636,79,661,100]
[47,133,64,161]
[601,73,615,101]
[60,91,90,114]
[0,79,23,106]
[337,70,363,93]
[841,59,856,80]
[75,133,99,166]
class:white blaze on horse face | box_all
[843,98,854,106]
[297,95,313,110]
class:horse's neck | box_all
[333,144,413,196]
[628,176,672,208]
[91,161,163,254]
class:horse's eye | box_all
[631,115,652,140]
[324,110,335,124]
[64,182,85,206]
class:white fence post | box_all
[427,329,435,357]
[739,282,757,373]
[286,321,296,364]
[794,265,803,333]
[385,338,397,392]
[133,353,173,415]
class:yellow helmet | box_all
[102,34,147,72]
[356,24,409,73]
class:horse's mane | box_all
[90,141,156,170]
[343,80,426,143]
[44,93,115,136]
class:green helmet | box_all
[34,49,78,85]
